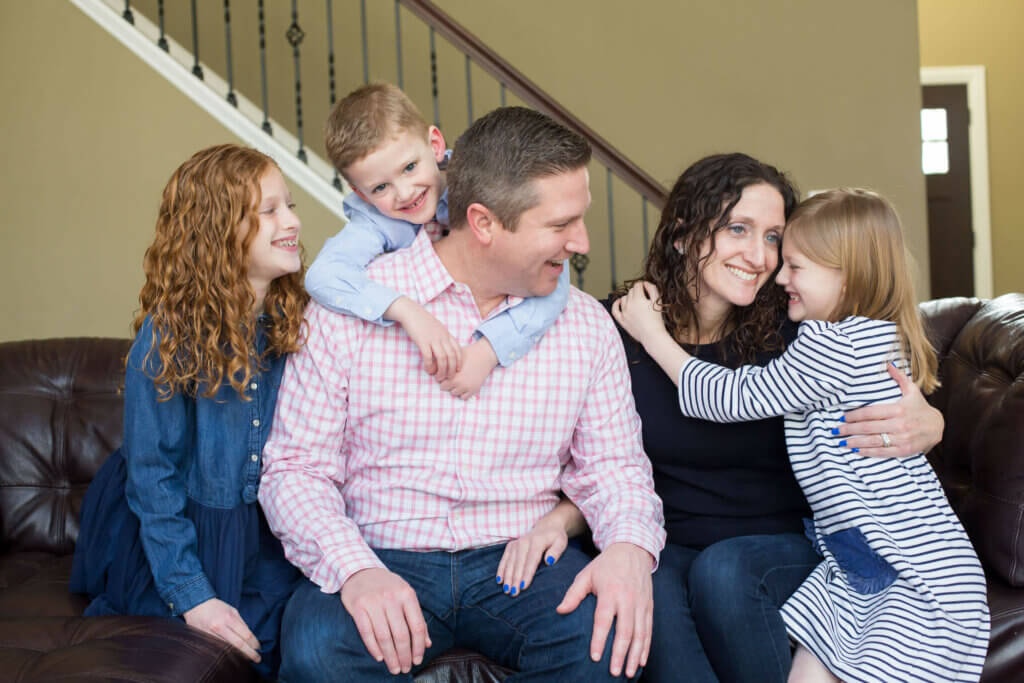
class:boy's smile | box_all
[346,126,447,226]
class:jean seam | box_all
[462,604,530,671]
[759,563,817,681]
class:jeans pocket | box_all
[821,526,898,595]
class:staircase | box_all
[72,0,667,295]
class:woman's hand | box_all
[495,499,586,596]
[839,363,945,457]
[184,597,261,662]
[611,282,671,348]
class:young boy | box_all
[307,83,570,398]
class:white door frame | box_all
[920,65,992,299]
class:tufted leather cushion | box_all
[922,294,1024,587]
[0,616,254,682]
[0,338,130,556]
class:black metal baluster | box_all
[394,0,403,89]
[360,0,369,84]
[429,28,440,128]
[642,197,649,252]
[571,254,590,290]
[607,168,616,288]
[327,0,342,190]
[257,0,272,134]
[500,82,506,107]
[156,0,168,51]
[465,55,473,125]
[223,0,237,106]
[189,0,203,79]
[286,1,307,162]
[122,1,134,24]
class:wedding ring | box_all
[881,432,892,448]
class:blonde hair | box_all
[784,188,939,392]
[324,82,429,175]
[135,144,309,401]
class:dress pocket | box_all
[821,526,898,595]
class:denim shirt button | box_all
[243,484,257,502]
[250,382,258,390]
[252,419,260,427]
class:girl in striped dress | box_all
[613,188,989,682]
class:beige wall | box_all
[429,0,929,297]
[919,0,1024,295]
[0,2,339,342]
[2,1,929,341]
[130,0,931,300]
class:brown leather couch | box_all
[0,294,1020,681]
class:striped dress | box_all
[678,316,989,682]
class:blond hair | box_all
[324,82,429,175]
[784,188,939,392]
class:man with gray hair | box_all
[260,106,665,681]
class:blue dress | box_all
[70,316,299,679]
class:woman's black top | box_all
[603,301,811,549]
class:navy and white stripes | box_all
[679,316,989,682]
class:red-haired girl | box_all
[71,144,309,678]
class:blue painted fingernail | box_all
[503,584,510,593]
[839,416,846,423]
[519,581,525,590]
[510,586,518,596]
[838,440,847,447]
[496,576,502,584]
[852,448,859,453]
[831,428,840,435]
[546,556,555,565]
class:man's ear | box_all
[465,202,499,245]
[428,126,446,163]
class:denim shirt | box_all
[122,316,286,616]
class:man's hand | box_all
[183,597,261,663]
[340,567,432,675]
[839,363,945,457]
[556,542,654,678]
[385,296,462,380]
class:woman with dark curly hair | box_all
[606,153,945,682]
[70,144,309,679]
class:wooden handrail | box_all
[398,0,668,210]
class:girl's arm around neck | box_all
[611,281,694,386]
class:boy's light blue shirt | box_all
[305,181,570,367]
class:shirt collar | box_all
[404,228,525,314]
[405,230,455,304]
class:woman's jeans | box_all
[649,533,820,683]
[279,543,631,682]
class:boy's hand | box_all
[439,339,499,399]
[385,296,462,380]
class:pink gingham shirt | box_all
[260,231,665,593]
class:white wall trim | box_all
[920,65,992,299]
[68,0,348,222]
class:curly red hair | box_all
[134,144,309,399]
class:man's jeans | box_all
[279,543,631,681]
